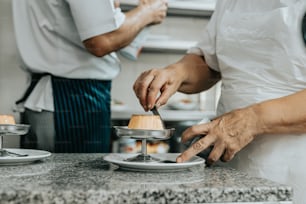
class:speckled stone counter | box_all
[0,154,292,204]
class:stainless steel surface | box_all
[113,126,174,140]
[0,124,30,135]
[0,149,28,157]
[0,136,2,151]
[0,124,30,149]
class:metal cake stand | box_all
[113,126,175,162]
[0,124,30,157]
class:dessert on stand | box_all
[0,114,51,165]
[0,114,29,157]
[104,114,205,171]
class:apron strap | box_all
[15,73,49,105]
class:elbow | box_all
[83,37,112,57]
[89,49,108,58]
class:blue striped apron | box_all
[51,76,111,153]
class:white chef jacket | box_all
[12,0,125,112]
[188,0,306,203]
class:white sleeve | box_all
[66,0,126,41]
[187,0,224,72]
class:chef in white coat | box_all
[133,0,306,203]
[12,0,167,153]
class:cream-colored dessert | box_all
[0,115,16,125]
[128,114,164,130]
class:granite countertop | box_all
[0,154,292,204]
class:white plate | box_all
[0,148,51,165]
[103,153,205,172]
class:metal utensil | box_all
[150,106,165,129]
[0,149,28,157]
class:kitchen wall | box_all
[0,0,28,147]
[0,0,218,148]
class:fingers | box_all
[133,68,177,111]
[177,120,239,165]
[133,71,155,111]
[180,123,210,144]
[148,0,168,24]
[133,69,164,111]
[177,134,215,163]
[114,0,120,8]
[221,147,237,162]
[206,142,225,166]
[177,108,257,165]
[146,74,168,110]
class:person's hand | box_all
[133,65,185,111]
[138,0,168,25]
[114,0,120,8]
[177,106,263,166]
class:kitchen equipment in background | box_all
[120,0,216,17]
[118,27,150,60]
[118,138,137,153]
[111,99,127,111]
[136,141,169,154]
[116,139,169,154]
[167,98,198,110]
[142,34,197,53]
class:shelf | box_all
[120,0,216,17]
[142,35,197,53]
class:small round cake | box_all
[128,114,164,130]
[0,115,16,125]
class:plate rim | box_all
[0,148,51,164]
[103,153,205,171]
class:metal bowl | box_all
[113,126,175,140]
[0,124,30,136]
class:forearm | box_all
[177,54,221,94]
[83,1,166,57]
[102,6,154,51]
[252,89,306,135]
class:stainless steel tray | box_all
[113,126,175,140]
[0,124,30,136]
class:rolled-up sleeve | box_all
[66,0,125,41]
[187,0,223,72]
